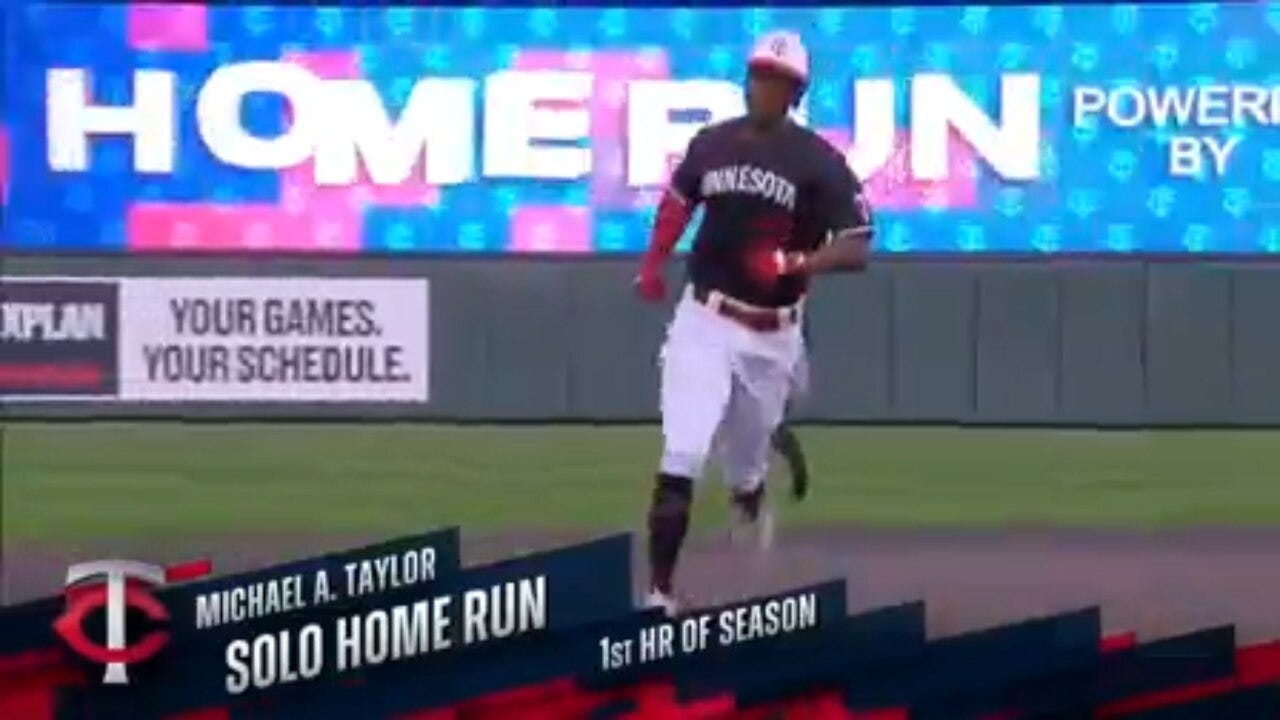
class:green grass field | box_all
[5,423,1280,541]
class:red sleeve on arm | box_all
[643,130,707,269]
[642,191,693,268]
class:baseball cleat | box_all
[729,486,775,550]
[643,588,681,618]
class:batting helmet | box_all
[746,30,810,107]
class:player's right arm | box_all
[635,130,708,302]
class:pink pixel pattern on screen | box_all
[817,129,979,211]
[278,52,441,213]
[509,206,593,253]
[128,51,442,253]
[126,4,208,52]
[0,126,9,205]
[510,49,672,253]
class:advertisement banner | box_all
[0,278,119,398]
[5,3,1278,255]
[117,278,430,402]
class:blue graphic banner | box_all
[4,3,1280,254]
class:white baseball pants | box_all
[658,286,806,492]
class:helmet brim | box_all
[747,56,808,86]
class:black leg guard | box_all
[771,423,810,500]
[647,473,693,594]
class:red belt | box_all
[693,287,800,332]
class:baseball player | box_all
[633,30,874,615]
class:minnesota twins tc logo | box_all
[53,559,210,684]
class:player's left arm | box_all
[781,152,874,276]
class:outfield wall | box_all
[3,257,1278,426]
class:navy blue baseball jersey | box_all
[669,116,872,308]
